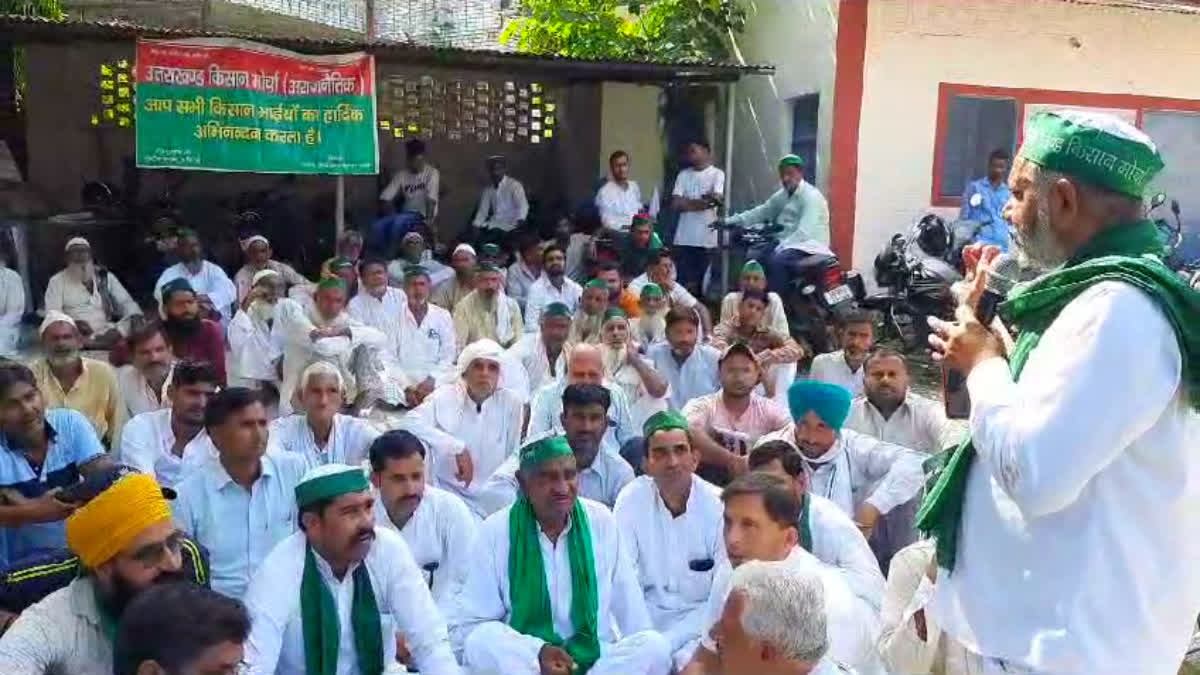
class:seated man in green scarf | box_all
[452,435,672,675]
[243,463,461,674]
[922,110,1200,673]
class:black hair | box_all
[748,441,806,478]
[646,249,673,269]
[837,308,875,329]
[124,321,167,352]
[722,472,801,526]
[609,150,629,164]
[172,360,219,390]
[562,383,611,413]
[686,139,711,152]
[298,498,334,531]
[112,582,250,675]
[369,429,427,473]
[0,361,36,400]
[988,148,1012,163]
[203,387,261,430]
[517,232,542,255]
[542,244,565,262]
[864,346,909,371]
[357,256,389,275]
[593,260,619,276]
[740,288,770,306]
[665,306,699,329]
[405,138,426,156]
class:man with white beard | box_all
[634,282,669,347]
[44,237,141,349]
[568,279,609,345]
[920,110,1200,673]
[597,308,668,427]
[452,264,523,351]
[227,269,284,391]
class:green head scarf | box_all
[509,436,600,673]
[1018,110,1163,198]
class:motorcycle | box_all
[862,214,962,351]
[710,221,863,355]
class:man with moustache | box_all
[757,381,924,541]
[597,308,668,411]
[568,279,610,345]
[119,360,220,489]
[114,322,173,426]
[0,469,188,673]
[270,362,380,470]
[31,312,123,444]
[594,259,642,319]
[44,237,141,349]
[172,388,308,599]
[920,111,1200,673]
[113,583,251,675]
[617,214,664,281]
[507,233,543,312]
[228,268,285,392]
[396,265,457,407]
[718,260,788,335]
[647,307,722,411]
[160,278,227,384]
[507,302,572,399]
[614,410,726,671]
[244,463,462,674]
[387,231,453,288]
[453,264,523,351]
[523,245,583,331]
[232,235,308,304]
[347,257,418,406]
[369,430,477,615]
[808,311,874,398]
[479,382,635,514]
[712,289,803,403]
[453,435,671,675]
[634,282,669,346]
[155,229,237,325]
[432,243,478,311]
[846,348,956,454]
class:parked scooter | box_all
[710,221,863,354]
[862,214,962,351]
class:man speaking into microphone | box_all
[920,110,1200,674]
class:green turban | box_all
[329,256,355,272]
[317,277,347,293]
[741,260,765,277]
[585,278,608,290]
[787,380,852,431]
[642,409,689,439]
[519,435,574,471]
[778,154,805,169]
[542,302,571,320]
[640,283,664,299]
[1018,110,1164,198]
[602,307,627,323]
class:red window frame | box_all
[930,82,1200,207]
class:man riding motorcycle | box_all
[720,154,833,294]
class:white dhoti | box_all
[463,623,671,675]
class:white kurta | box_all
[475,448,634,516]
[595,179,643,231]
[400,384,525,516]
[505,333,567,400]
[472,176,529,231]
[526,380,636,457]
[347,287,408,362]
[244,528,462,675]
[756,426,925,517]
[646,343,722,411]
[268,414,380,470]
[114,365,166,426]
[694,547,882,674]
[612,475,725,665]
[374,485,478,615]
[719,290,788,335]
[44,268,140,334]
[522,276,583,332]
[397,302,457,386]
[155,261,238,324]
[506,262,541,311]
[931,281,1200,674]
[450,498,672,675]
[846,393,961,454]
[808,493,885,612]
[118,408,215,488]
[228,309,283,384]
[808,350,865,398]
[0,266,25,357]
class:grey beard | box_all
[598,344,625,374]
[1015,197,1070,271]
[68,262,95,283]
[248,299,278,326]
[637,314,666,342]
[47,351,80,369]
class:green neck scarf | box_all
[508,496,601,674]
[797,491,813,553]
[93,584,118,644]
[300,545,384,675]
[917,220,1200,572]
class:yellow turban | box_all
[66,473,172,569]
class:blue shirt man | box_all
[960,149,1013,251]
[0,363,108,567]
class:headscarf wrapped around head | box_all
[457,339,504,378]
[65,473,173,569]
[787,380,852,431]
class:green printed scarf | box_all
[508,495,601,674]
[300,545,384,675]
[917,220,1200,572]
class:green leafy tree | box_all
[0,0,65,18]
[0,0,66,109]
[501,0,746,62]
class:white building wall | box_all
[728,0,838,212]
[853,0,1200,271]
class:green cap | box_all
[585,278,608,290]
[741,260,765,277]
[481,243,502,256]
[778,154,805,169]
[640,282,664,299]
[1018,110,1164,198]
[329,256,355,271]
[403,264,429,281]
[294,464,369,508]
[542,302,571,319]
[642,409,690,439]
[476,262,502,274]
[317,277,347,293]
[518,435,574,471]
[602,307,627,323]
